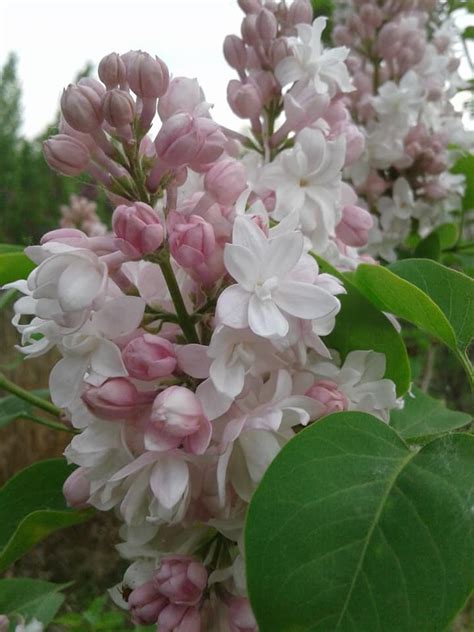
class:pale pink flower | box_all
[217,216,341,338]
[146,386,212,455]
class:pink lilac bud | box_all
[287,0,313,27]
[256,8,277,41]
[112,202,164,257]
[306,380,348,415]
[156,113,225,169]
[251,70,277,103]
[336,204,373,247]
[61,83,103,133]
[146,386,212,454]
[98,52,127,89]
[154,555,208,606]
[359,4,383,29]
[227,80,262,119]
[168,213,216,268]
[128,580,168,625]
[127,51,170,98]
[158,77,207,121]
[342,124,365,166]
[0,616,8,632]
[238,0,262,14]
[283,85,329,132]
[228,597,257,632]
[204,159,247,205]
[158,604,201,632]
[102,89,135,128]
[78,77,106,99]
[82,377,156,421]
[122,334,177,380]
[241,15,260,46]
[269,38,290,67]
[223,35,248,71]
[332,25,353,46]
[63,466,90,508]
[43,134,90,176]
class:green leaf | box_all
[0,244,23,254]
[246,413,474,632]
[432,223,459,250]
[0,459,93,571]
[353,260,473,383]
[0,389,50,428]
[389,259,473,351]
[413,232,441,260]
[0,578,67,626]
[0,252,34,285]
[316,256,411,396]
[390,386,472,442]
[452,153,474,212]
[463,25,474,39]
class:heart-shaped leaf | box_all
[0,459,93,571]
[246,412,474,632]
[353,260,473,383]
[390,386,472,442]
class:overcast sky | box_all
[0,0,473,138]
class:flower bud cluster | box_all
[332,0,473,260]
[43,51,228,209]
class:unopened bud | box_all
[82,377,156,420]
[43,134,90,176]
[61,83,103,133]
[223,35,248,71]
[98,52,127,89]
[238,0,262,13]
[256,8,277,41]
[113,202,165,256]
[227,80,262,118]
[63,466,90,508]
[204,159,247,205]
[241,15,260,46]
[288,0,313,26]
[102,89,135,128]
[78,77,106,99]
[127,51,169,98]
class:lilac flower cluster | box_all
[4,3,405,630]
[333,0,474,260]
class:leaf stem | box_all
[0,373,61,418]
[22,414,77,434]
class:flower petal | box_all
[150,456,189,509]
[248,295,288,338]
[216,285,250,329]
[274,282,340,320]
[224,244,260,289]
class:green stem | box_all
[0,373,61,417]
[23,414,77,434]
[158,257,199,343]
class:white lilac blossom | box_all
[5,5,403,630]
[333,0,474,260]
[217,215,341,338]
[275,17,354,95]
